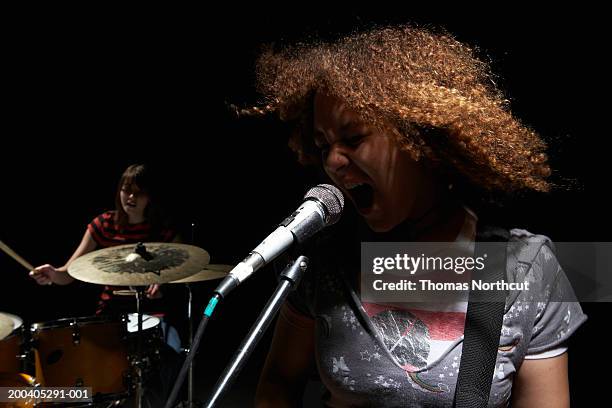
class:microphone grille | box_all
[304,184,344,225]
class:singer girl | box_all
[243,26,586,407]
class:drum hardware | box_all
[70,319,81,345]
[135,242,155,261]
[63,242,212,407]
[65,242,211,407]
[187,283,194,407]
[4,238,231,406]
[130,286,148,408]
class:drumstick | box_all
[0,240,35,271]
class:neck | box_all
[412,201,470,242]
[362,196,468,242]
[127,213,146,224]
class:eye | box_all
[314,137,330,157]
[344,133,366,148]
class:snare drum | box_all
[31,316,130,397]
[124,313,163,364]
[126,313,160,334]
[0,313,25,373]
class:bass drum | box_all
[31,315,130,399]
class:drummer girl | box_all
[29,162,182,405]
[29,163,177,314]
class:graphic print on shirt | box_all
[331,356,356,391]
[370,309,430,370]
[362,302,467,393]
[363,302,466,370]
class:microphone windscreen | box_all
[304,184,344,225]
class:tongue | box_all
[350,184,374,211]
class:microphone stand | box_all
[204,255,309,408]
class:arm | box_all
[30,229,98,285]
[255,303,316,408]
[510,353,569,408]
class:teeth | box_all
[345,182,365,190]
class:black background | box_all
[1,6,608,406]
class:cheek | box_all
[323,166,338,183]
[320,159,341,184]
[379,151,422,209]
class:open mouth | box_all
[345,182,374,212]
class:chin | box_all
[364,217,396,233]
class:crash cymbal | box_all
[0,312,15,340]
[68,243,210,286]
[169,264,232,283]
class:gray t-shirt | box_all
[286,229,587,407]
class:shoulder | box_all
[503,231,587,357]
[507,228,558,283]
[509,228,553,252]
[88,211,117,229]
[87,211,118,241]
[496,228,563,312]
[90,210,116,223]
[504,229,586,333]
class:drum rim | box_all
[125,313,160,333]
[31,315,118,331]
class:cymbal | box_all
[169,264,232,284]
[0,312,15,340]
[68,243,210,286]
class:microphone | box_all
[214,184,344,298]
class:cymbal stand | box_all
[178,282,197,408]
[179,222,197,407]
[189,223,196,406]
[131,286,146,408]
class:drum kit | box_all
[0,241,231,407]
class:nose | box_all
[324,143,350,175]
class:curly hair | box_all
[239,25,551,193]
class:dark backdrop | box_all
[1,7,607,406]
